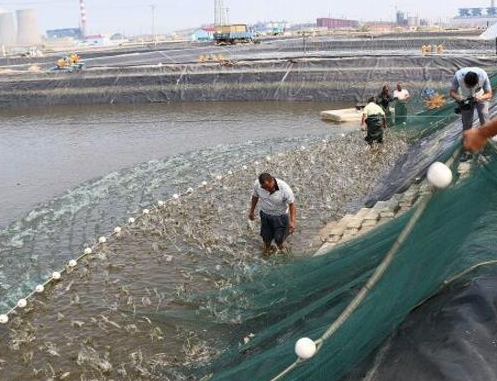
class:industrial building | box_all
[46,28,83,39]
[451,1,497,27]
[0,11,16,46]
[16,9,41,46]
[316,18,359,30]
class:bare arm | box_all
[248,196,258,220]
[476,88,493,102]
[450,89,462,102]
[288,203,296,233]
[361,114,366,130]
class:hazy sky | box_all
[0,0,492,36]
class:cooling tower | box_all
[0,12,16,46]
[16,9,40,46]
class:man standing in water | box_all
[393,83,410,124]
[248,173,296,256]
[450,67,493,162]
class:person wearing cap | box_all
[248,173,296,255]
[450,67,493,162]
[361,96,387,147]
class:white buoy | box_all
[227,170,233,175]
[295,337,317,360]
[187,187,194,193]
[68,259,77,267]
[341,133,346,137]
[35,285,44,293]
[322,139,327,143]
[128,217,135,224]
[158,200,165,207]
[265,156,271,161]
[52,271,61,280]
[114,226,122,234]
[0,314,8,324]
[84,247,92,255]
[216,175,223,181]
[98,236,106,244]
[201,181,208,186]
[254,161,259,165]
[173,193,179,199]
[17,299,27,308]
[242,165,247,170]
[300,146,306,150]
[427,162,452,189]
[142,209,150,215]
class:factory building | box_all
[316,18,359,30]
[451,1,497,28]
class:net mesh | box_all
[1,67,497,380]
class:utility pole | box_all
[225,7,229,25]
[150,4,157,44]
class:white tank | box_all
[16,9,41,46]
[0,12,16,46]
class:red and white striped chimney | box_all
[79,0,86,37]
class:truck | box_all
[213,24,253,45]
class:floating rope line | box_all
[268,145,461,381]
[0,159,265,324]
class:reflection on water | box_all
[0,101,353,227]
[0,128,406,380]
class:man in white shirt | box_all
[450,67,493,161]
[393,83,410,124]
[248,173,296,255]
[361,96,386,146]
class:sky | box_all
[0,0,493,36]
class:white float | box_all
[295,337,317,360]
[98,236,106,243]
[68,259,77,267]
[158,200,165,207]
[84,247,92,255]
[35,285,44,293]
[142,209,150,215]
[187,187,194,193]
[114,226,122,234]
[427,162,453,189]
[242,165,247,170]
[128,217,135,224]
[17,299,27,308]
[172,193,179,199]
[0,314,8,324]
[52,271,61,280]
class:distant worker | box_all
[362,96,387,147]
[377,85,393,126]
[248,173,296,256]
[393,83,410,124]
[450,67,493,161]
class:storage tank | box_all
[16,9,40,46]
[0,11,16,46]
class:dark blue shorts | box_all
[260,211,289,245]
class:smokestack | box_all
[79,0,86,37]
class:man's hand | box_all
[464,128,487,152]
[361,124,366,131]
[248,210,255,221]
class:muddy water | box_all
[0,101,408,380]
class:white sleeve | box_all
[252,180,260,198]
